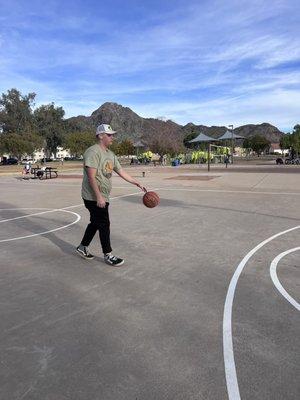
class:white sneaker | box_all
[104,254,124,266]
[76,245,94,260]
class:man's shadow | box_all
[0,200,84,259]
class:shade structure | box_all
[133,140,145,159]
[217,130,244,140]
[133,140,145,148]
[188,132,217,172]
[188,132,217,143]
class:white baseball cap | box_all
[96,124,117,136]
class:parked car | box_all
[64,156,83,161]
[2,158,18,165]
[21,158,33,165]
[38,158,53,163]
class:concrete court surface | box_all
[0,165,299,400]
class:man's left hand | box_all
[136,183,147,192]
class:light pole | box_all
[228,124,234,164]
[208,142,211,171]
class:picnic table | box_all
[31,167,58,179]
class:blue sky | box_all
[0,0,299,131]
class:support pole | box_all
[208,142,211,172]
[225,147,229,168]
[229,125,234,164]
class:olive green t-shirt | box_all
[81,144,121,202]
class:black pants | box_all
[80,199,112,254]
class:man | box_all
[76,124,145,267]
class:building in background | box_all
[269,143,289,155]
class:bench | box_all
[31,167,58,179]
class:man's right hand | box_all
[96,195,106,208]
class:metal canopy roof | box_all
[188,132,217,143]
[217,130,245,140]
[133,140,145,148]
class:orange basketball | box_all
[143,191,160,208]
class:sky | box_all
[0,0,299,132]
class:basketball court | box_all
[0,164,299,400]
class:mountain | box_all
[182,123,226,138]
[181,122,284,143]
[67,102,285,143]
[233,123,284,143]
[67,103,181,141]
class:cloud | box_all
[132,88,300,132]
[0,0,299,131]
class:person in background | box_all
[23,161,30,174]
[76,124,146,267]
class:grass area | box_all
[0,155,283,175]
[0,160,83,175]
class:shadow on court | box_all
[0,201,79,258]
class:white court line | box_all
[0,181,143,189]
[0,209,64,223]
[0,209,81,243]
[156,188,300,196]
[61,190,143,210]
[0,190,143,216]
[223,225,300,400]
[270,247,300,311]
[39,188,300,196]
[1,189,299,395]
[2,180,300,196]
[0,191,143,242]
[0,208,49,211]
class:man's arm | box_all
[86,167,106,208]
[116,168,146,192]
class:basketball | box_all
[143,191,160,208]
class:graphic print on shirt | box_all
[103,160,113,178]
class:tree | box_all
[109,140,120,155]
[0,88,36,134]
[280,134,292,151]
[243,135,270,156]
[243,137,253,156]
[291,124,300,155]
[0,132,43,160]
[117,139,135,156]
[147,134,184,156]
[143,125,184,157]
[34,103,66,157]
[63,131,95,157]
[183,127,199,148]
[293,124,300,135]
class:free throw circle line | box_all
[0,190,143,224]
[0,191,143,241]
[0,209,81,243]
[0,208,50,210]
[0,208,67,223]
[223,225,300,400]
[270,247,300,311]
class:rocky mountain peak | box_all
[67,103,285,143]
